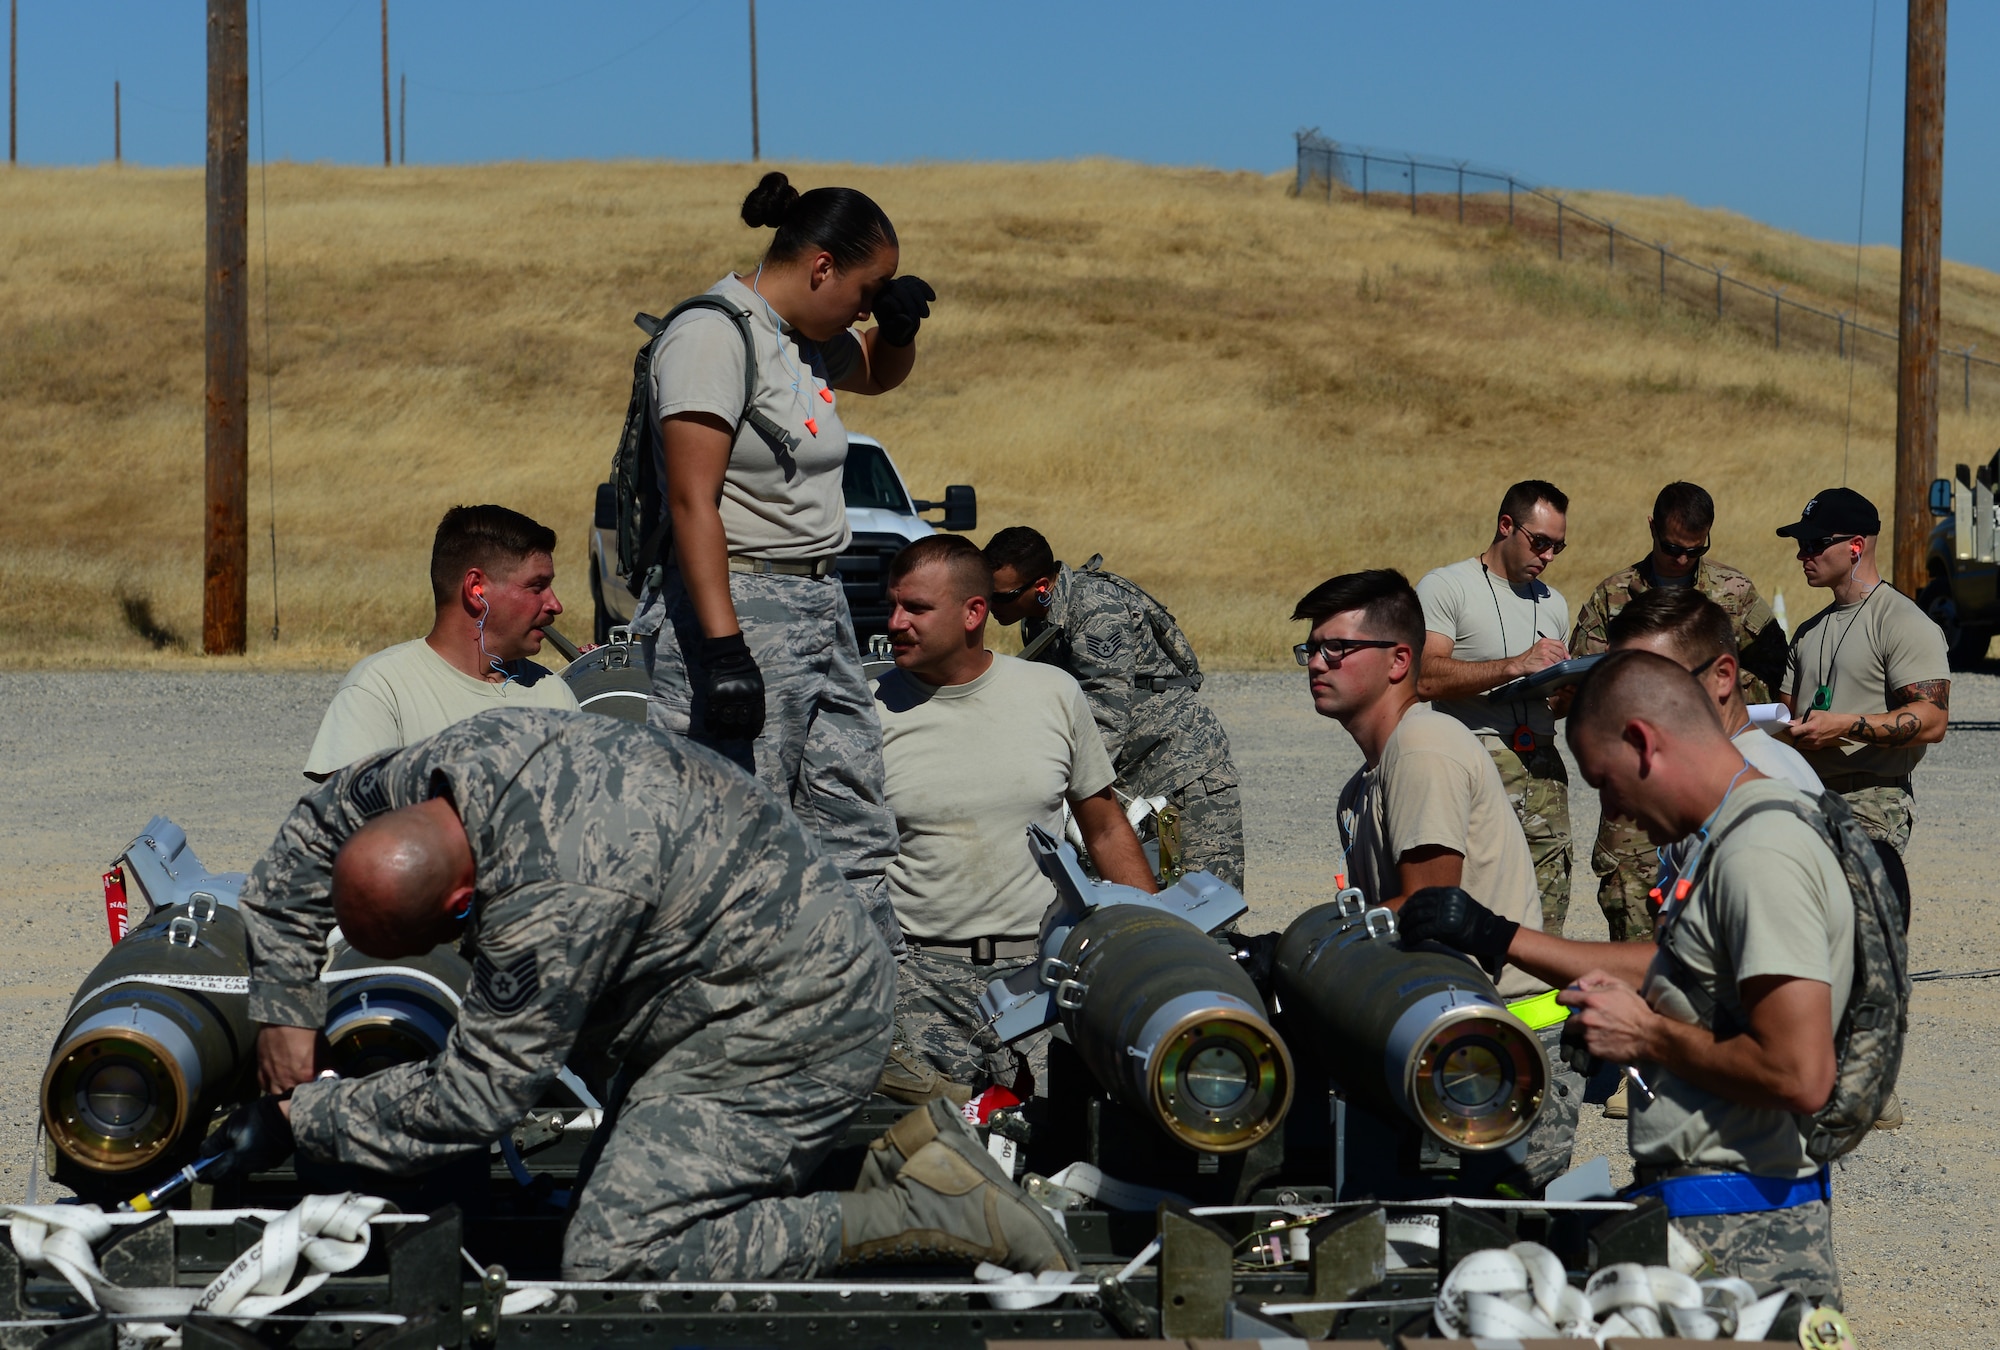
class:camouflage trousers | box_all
[1519,1020,1583,1191]
[1482,738,1574,935]
[894,948,1049,1097]
[1165,773,1244,891]
[562,1022,892,1281]
[1824,777,1915,856]
[1590,813,1661,942]
[643,569,901,949]
[1672,1199,1842,1309]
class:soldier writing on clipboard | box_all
[1415,480,1577,933]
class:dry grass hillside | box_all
[5,158,2000,669]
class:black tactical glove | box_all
[197,1096,295,1183]
[1228,931,1282,991]
[1398,885,1519,979]
[698,633,766,741]
[872,275,935,347]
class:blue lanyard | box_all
[1655,758,1753,925]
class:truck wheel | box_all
[1923,580,1990,668]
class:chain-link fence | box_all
[1295,129,2000,413]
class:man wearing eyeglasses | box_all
[1415,480,1577,933]
[1568,483,1790,943]
[1776,488,1950,856]
[1294,568,1580,1191]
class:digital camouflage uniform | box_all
[1568,559,1788,939]
[893,950,1050,1096]
[640,568,902,951]
[1020,559,1244,889]
[1674,1201,1842,1309]
[240,709,895,1283]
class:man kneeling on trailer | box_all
[1400,650,1854,1306]
[207,709,1075,1282]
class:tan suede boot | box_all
[876,1045,976,1109]
[838,1103,1077,1273]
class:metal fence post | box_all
[1557,200,1564,260]
[1715,267,1724,321]
[1361,153,1369,203]
[1456,163,1465,224]
[1967,347,1976,411]
[1773,289,1784,348]
[1507,179,1514,227]
[1659,244,1667,303]
[1608,222,1615,269]
[1838,312,1846,359]
[1408,157,1416,216]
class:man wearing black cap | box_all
[1776,488,1950,854]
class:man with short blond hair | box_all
[874,535,1154,1093]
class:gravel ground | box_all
[3,668,1994,1343]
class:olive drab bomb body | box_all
[1273,891,1548,1151]
[981,825,1290,1153]
[43,820,253,1186]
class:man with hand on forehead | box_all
[1415,480,1576,932]
[1777,488,1950,855]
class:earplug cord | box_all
[751,263,826,434]
[474,591,518,686]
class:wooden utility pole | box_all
[114,81,120,165]
[747,0,759,161]
[1893,0,1946,596]
[204,0,249,654]
[9,0,17,165]
[380,0,391,166]
[398,72,405,164]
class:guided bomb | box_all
[1048,904,1291,1153]
[1273,892,1548,1151]
[322,943,472,1076]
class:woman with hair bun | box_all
[636,171,932,948]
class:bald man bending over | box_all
[207,709,1074,1283]
[1400,651,1855,1307]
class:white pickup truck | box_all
[587,434,975,644]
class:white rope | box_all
[1113,1236,1161,1284]
[2,1193,391,1345]
[1432,1240,1794,1343]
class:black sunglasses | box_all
[1514,528,1566,557]
[1653,533,1712,561]
[1796,534,1858,558]
[991,583,1032,604]
[1294,637,1400,666]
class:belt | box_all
[1820,771,1912,794]
[727,555,838,577]
[1506,988,1570,1031]
[1135,674,1202,694]
[904,934,1040,966]
[1627,1165,1830,1218]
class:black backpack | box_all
[1661,789,1910,1163]
[607,296,801,597]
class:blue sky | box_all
[15,2,1998,270]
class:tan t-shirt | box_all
[649,274,862,561]
[1633,778,1854,1178]
[1335,705,1549,1000]
[1416,556,1571,743]
[303,639,578,777]
[875,654,1117,941]
[1783,582,1950,780]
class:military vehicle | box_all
[1925,450,2000,668]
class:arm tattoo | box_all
[1850,712,1924,747]
[1890,680,1951,712]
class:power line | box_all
[1842,0,1882,488]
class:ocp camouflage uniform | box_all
[1021,559,1244,888]
[1673,1203,1842,1309]
[641,568,902,951]
[240,709,895,1283]
[1568,559,1787,939]
[1487,741,1573,934]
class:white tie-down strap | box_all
[1434,1241,1793,1343]
[3,1193,390,1343]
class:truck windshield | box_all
[843,442,910,513]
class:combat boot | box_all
[877,1045,975,1109]
[838,1104,1077,1274]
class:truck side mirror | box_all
[940,485,977,532]
[1930,478,1954,517]
[594,481,618,530]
